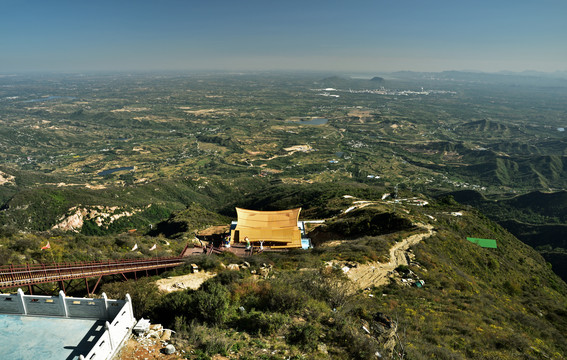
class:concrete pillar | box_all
[17,288,27,315]
[59,290,68,318]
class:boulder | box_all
[161,329,172,342]
[227,264,240,271]
[164,344,176,355]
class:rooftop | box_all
[0,314,105,360]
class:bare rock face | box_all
[0,171,15,185]
[51,205,146,231]
[51,208,86,231]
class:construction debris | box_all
[133,318,151,335]
[131,321,177,357]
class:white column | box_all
[59,290,69,318]
[102,292,109,319]
[17,288,27,315]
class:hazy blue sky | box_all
[1,0,565,73]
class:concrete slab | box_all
[0,314,105,360]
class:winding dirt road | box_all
[344,224,435,289]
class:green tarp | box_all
[466,237,497,248]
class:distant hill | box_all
[316,75,386,89]
[389,70,567,87]
[447,189,567,281]
[450,190,567,223]
[455,119,524,137]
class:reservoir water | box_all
[298,118,328,125]
[24,96,76,103]
[98,167,134,176]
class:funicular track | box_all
[0,245,199,294]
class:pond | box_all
[23,96,76,103]
[97,167,134,176]
[297,118,328,125]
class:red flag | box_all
[41,242,51,250]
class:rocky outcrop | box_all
[0,171,15,185]
[52,205,146,231]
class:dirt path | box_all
[345,224,435,289]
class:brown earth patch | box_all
[156,272,216,293]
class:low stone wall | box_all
[80,295,135,360]
[0,289,127,320]
[0,289,135,360]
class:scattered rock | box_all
[173,282,186,289]
[259,268,270,278]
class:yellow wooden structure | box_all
[230,208,302,248]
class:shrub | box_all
[183,322,233,357]
[395,264,410,275]
[287,323,321,350]
[153,290,194,328]
[327,310,381,360]
[264,282,309,313]
[100,278,161,319]
[234,310,288,335]
[294,267,354,309]
[192,281,231,325]
[209,269,246,286]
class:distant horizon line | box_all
[1,68,566,77]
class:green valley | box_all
[1,71,567,359]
